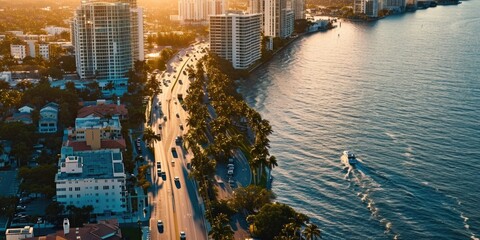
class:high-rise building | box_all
[264,0,293,39]
[381,0,406,12]
[78,1,143,60]
[354,0,380,17]
[72,0,144,95]
[248,0,264,14]
[353,0,365,14]
[178,0,226,23]
[209,13,262,69]
[281,9,295,38]
[292,0,305,19]
[365,0,379,17]
[72,2,132,88]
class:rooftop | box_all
[57,150,124,181]
[66,139,126,151]
[77,103,128,119]
[75,117,121,130]
[24,219,121,240]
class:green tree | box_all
[303,223,322,240]
[45,201,65,226]
[231,185,273,213]
[209,213,234,240]
[66,205,94,227]
[250,203,309,240]
[142,127,161,146]
[18,164,57,197]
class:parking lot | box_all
[0,170,19,197]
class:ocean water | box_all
[239,2,480,239]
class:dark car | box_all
[175,136,183,145]
[171,147,178,158]
[157,220,164,233]
[161,171,166,180]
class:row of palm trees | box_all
[202,55,278,185]
[275,223,322,240]
[181,54,320,239]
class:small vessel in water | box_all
[341,151,358,167]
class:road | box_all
[148,42,209,240]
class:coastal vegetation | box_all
[182,53,321,239]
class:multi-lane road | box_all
[148,43,209,240]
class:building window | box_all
[103,186,109,190]
[77,194,81,198]
[94,186,99,190]
[75,187,81,191]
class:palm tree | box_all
[142,127,161,146]
[303,223,322,240]
[209,213,234,240]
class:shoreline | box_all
[247,33,305,74]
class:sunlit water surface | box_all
[239,2,480,239]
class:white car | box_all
[180,231,186,239]
[227,169,234,175]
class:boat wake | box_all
[343,160,400,239]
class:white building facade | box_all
[10,45,27,59]
[72,0,143,95]
[264,0,294,39]
[354,0,380,17]
[38,43,50,59]
[178,0,226,23]
[55,149,127,215]
[210,13,262,69]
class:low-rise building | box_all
[77,100,128,120]
[5,226,34,240]
[38,102,59,133]
[74,116,122,141]
[37,43,50,59]
[44,26,71,36]
[24,218,122,240]
[10,45,27,60]
[55,149,127,215]
[5,112,33,125]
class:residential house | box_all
[24,218,122,240]
[38,102,59,133]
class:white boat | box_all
[341,151,358,167]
